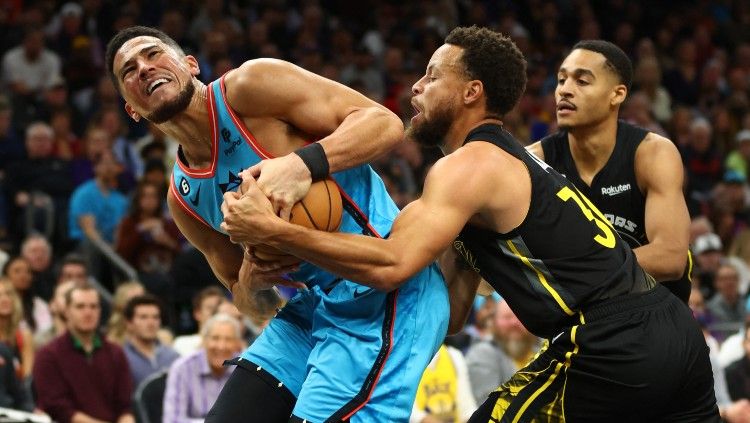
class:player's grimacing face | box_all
[555,49,622,129]
[113,36,197,123]
[408,44,466,147]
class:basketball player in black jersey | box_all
[527,41,692,303]
[223,26,718,421]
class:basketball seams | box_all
[298,200,320,230]
[323,179,333,231]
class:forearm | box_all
[633,242,687,281]
[317,107,404,173]
[439,248,481,335]
[270,225,406,291]
[234,257,283,321]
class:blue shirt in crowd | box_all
[68,180,128,242]
[123,341,180,389]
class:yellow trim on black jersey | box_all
[506,240,576,316]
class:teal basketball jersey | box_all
[170,76,400,289]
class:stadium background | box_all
[2,0,750,421]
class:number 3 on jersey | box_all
[556,186,616,248]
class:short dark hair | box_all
[444,26,527,116]
[192,286,225,312]
[105,26,185,90]
[572,40,633,90]
[56,253,88,279]
[124,294,163,322]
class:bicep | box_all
[227,60,384,136]
[639,141,689,248]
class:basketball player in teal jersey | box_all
[224,26,719,422]
[106,27,449,422]
[526,40,693,304]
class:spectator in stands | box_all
[1,256,51,340]
[55,253,89,286]
[725,320,750,401]
[33,284,135,423]
[214,299,267,349]
[466,299,539,404]
[724,130,750,180]
[690,286,750,422]
[68,150,127,288]
[694,232,725,299]
[707,262,747,339]
[0,278,33,379]
[49,106,84,160]
[115,181,181,297]
[122,294,179,388]
[106,280,145,345]
[20,234,54,302]
[1,28,61,97]
[682,117,724,201]
[94,106,140,185]
[34,279,76,348]
[5,122,74,244]
[172,286,224,356]
[410,343,476,423]
[163,313,241,423]
[70,126,111,186]
[0,342,33,412]
[68,149,127,245]
[0,95,23,174]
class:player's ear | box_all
[185,55,200,77]
[124,103,142,122]
[611,84,627,107]
[464,80,483,106]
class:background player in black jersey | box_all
[527,40,692,303]
[222,26,718,422]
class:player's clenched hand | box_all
[238,248,305,291]
[243,153,312,221]
[220,178,280,245]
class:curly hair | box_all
[105,26,185,91]
[445,26,527,116]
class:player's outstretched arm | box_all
[167,190,283,321]
[222,149,494,292]
[224,60,404,219]
[634,133,690,280]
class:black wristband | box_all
[294,142,329,181]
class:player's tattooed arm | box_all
[439,247,482,335]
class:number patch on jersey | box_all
[556,186,616,248]
[179,177,190,196]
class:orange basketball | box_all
[253,178,343,261]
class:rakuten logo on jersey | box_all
[601,183,631,196]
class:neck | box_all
[154,83,212,168]
[53,316,66,335]
[130,335,156,356]
[70,328,96,351]
[566,115,619,171]
[442,112,504,154]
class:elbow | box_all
[374,108,405,149]
[370,266,410,293]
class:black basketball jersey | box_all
[455,124,645,339]
[540,121,648,248]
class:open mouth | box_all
[147,78,171,95]
[557,100,576,112]
[411,100,423,118]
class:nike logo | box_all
[189,185,201,206]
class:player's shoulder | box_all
[225,59,296,89]
[635,131,681,162]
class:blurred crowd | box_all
[2,0,750,421]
